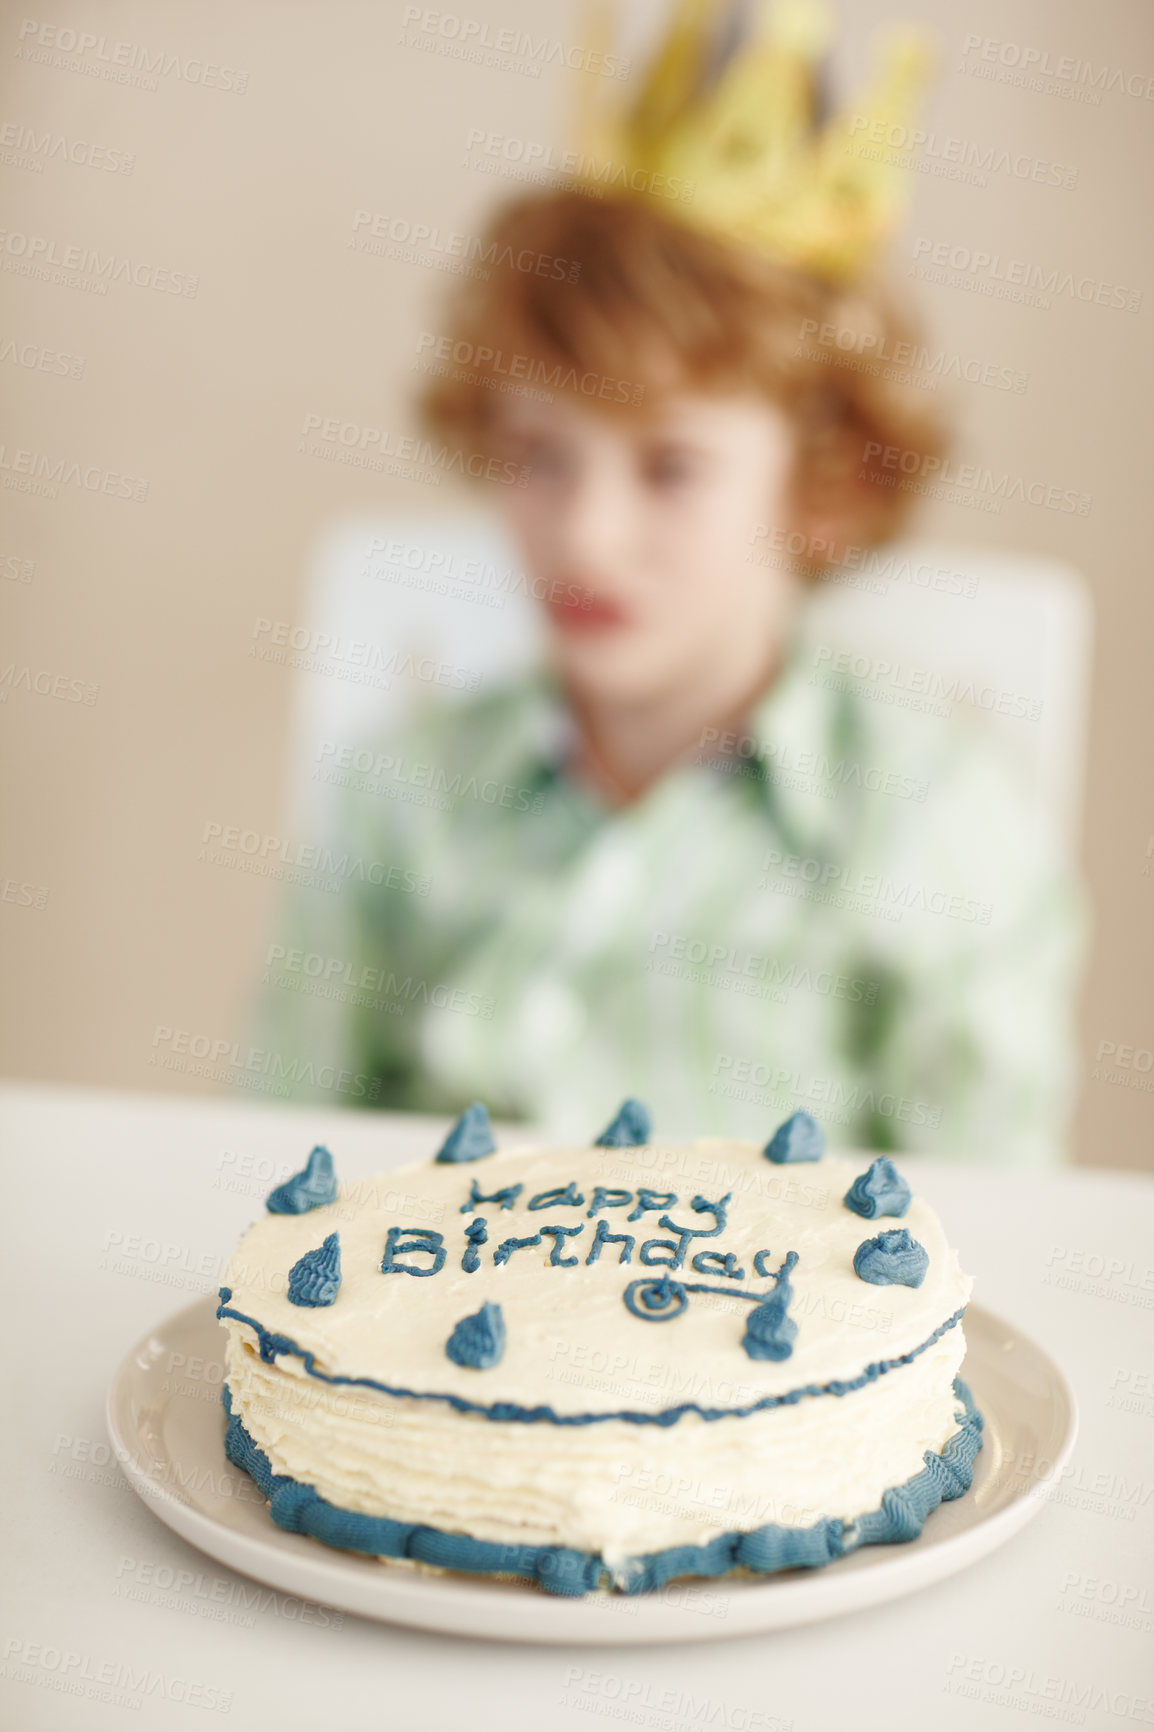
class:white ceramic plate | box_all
[106,1297,1076,1645]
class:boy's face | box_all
[494,393,798,705]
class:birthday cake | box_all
[216,1101,981,1597]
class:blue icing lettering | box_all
[492,1232,542,1267]
[624,1275,688,1321]
[585,1221,634,1265]
[594,1099,651,1146]
[843,1157,912,1220]
[462,1216,487,1272]
[434,1103,496,1164]
[222,1376,982,1594]
[540,1224,584,1266]
[639,1230,696,1270]
[445,1301,506,1369]
[586,1187,633,1218]
[763,1111,824,1164]
[623,1274,775,1322]
[687,1192,731,1236]
[287,1232,341,1307]
[854,1228,929,1288]
[528,1182,585,1211]
[380,1226,446,1277]
[691,1251,744,1279]
[460,1179,521,1214]
[743,1251,800,1360]
[627,1188,677,1222]
[639,1196,731,1269]
[266,1145,337,1214]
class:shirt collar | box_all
[501,663,578,796]
[677,615,850,858]
[736,618,850,856]
[507,614,847,855]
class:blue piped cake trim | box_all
[217,1288,966,1427]
[220,1378,983,1598]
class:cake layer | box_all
[221,1378,984,1596]
[222,1304,968,1561]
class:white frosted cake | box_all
[217,1101,981,1596]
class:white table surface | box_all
[2,1081,1152,1732]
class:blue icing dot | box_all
[595,1099,651,1147]
[742,1250,799,1360]
[266,1146,337,1214]
[435,1103,496,1164]
[743,1297,797,1361]
[854,1228,929,1288]
[763,1111,824,1164]
[843,1157,912,1220]
[445,1300,506,1369]
[287,1232,341,1307]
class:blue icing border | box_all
[221,1378,983,1598]
[216,1286,966,1428]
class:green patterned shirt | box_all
[257,628,1083,1165]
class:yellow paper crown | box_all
[574,0,934,284]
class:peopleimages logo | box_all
[0,121,135,174]
[148,1026,383,1101]
[351,209,581,281]
[959,34,1154,102]
[296,413,528,486]
[0,441,148,500]
[910,236,1142,312]
[415,331,644,405]
[400,8,630,78]
[649,930,878,1005]
[15,18,249,92]
[709,1056,943,1132]
[263,946,496,1022]
[943,1653,1154,1724]
[461,130,695,203]
[249,615,483,692]
[0,662,98,704]
[760,844,994,927]
[863,440,1091,516]
[315,739,546,814]
[810,645,1042,723]
[198,819,430,892]
[0,336,85,377]
[362,533,592,614]
[0,227,199,295]
[846,115,1078,188]
[796,318,1027,395]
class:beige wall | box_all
[1,0,1151,1168]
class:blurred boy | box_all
[260,7,1082,1162]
